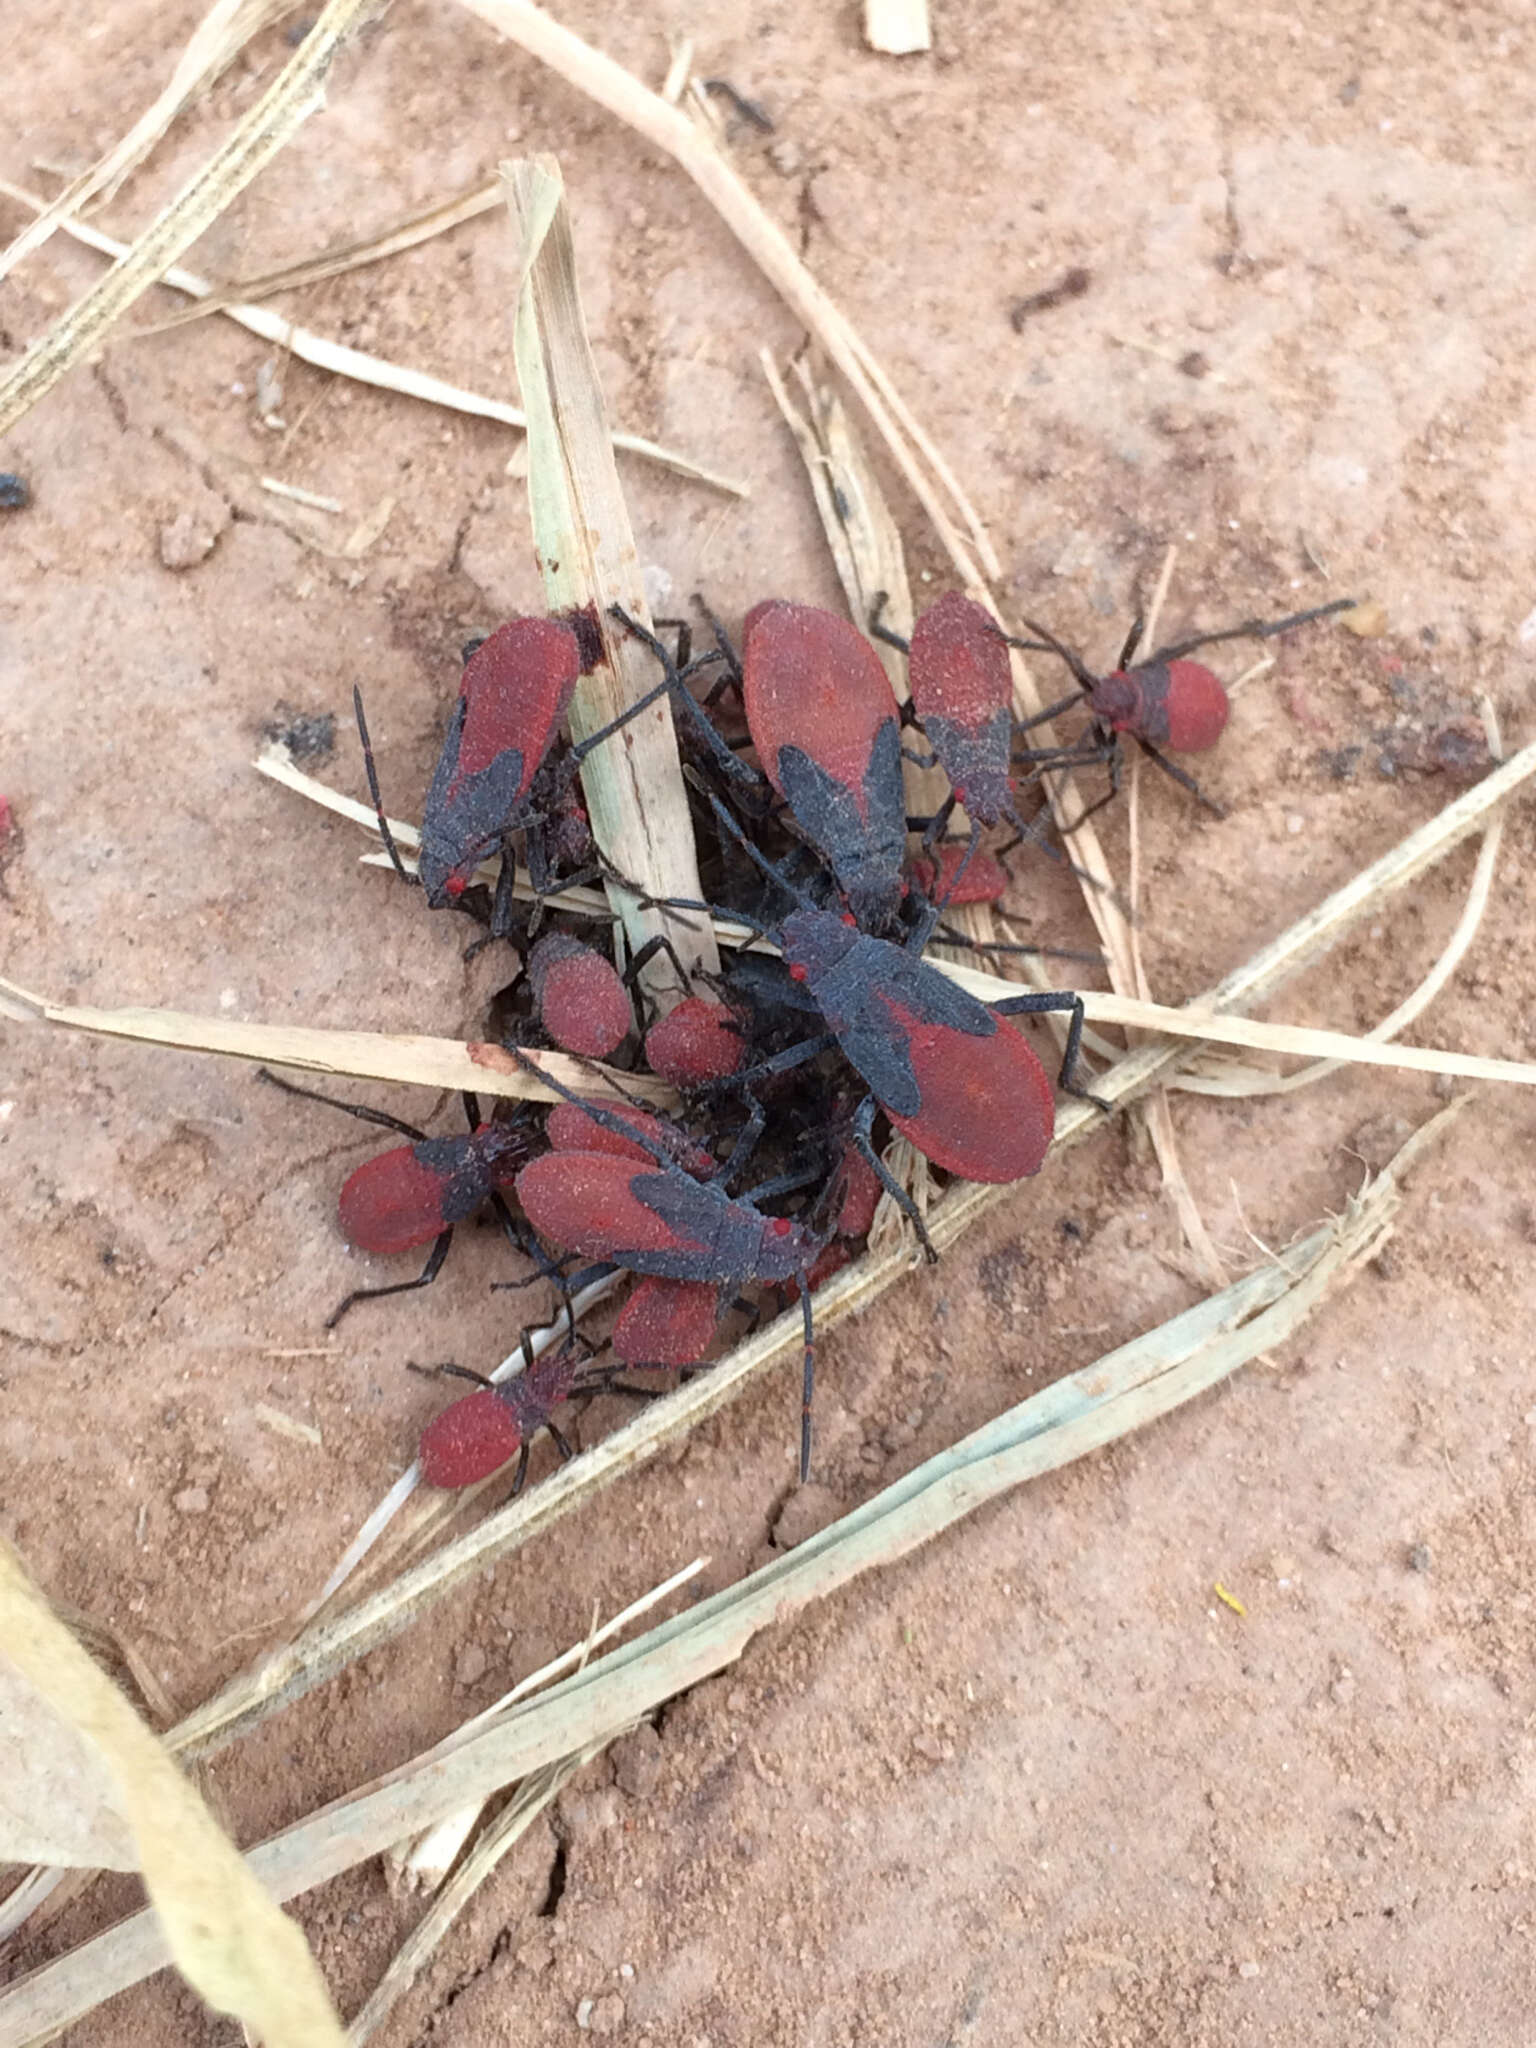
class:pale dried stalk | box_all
[0,1106,1444,2046]
[389,1557,705,1889]
[0,182,744,496]
[0,1541,346,2046]
[0,0,288,286]
[504,155,717,997]
[0,0,384,440]
[137,177,506,332]
[0,978,675,1109]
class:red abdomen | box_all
[882,1006,1056,1182]
[1160,660,1229,751]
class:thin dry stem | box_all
[136,178,506,333]
[504,155,717,997]
[0,0,383,440]
[0,0,288,286]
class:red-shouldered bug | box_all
[419,1344,588,1489]
[257,1068,543,1326]
[526,931,635,1060]
[868,589,1103,911]
[1011,597,1358,829]
[611,601,908,932]
[356,608,711,939]
[739,600,908,929]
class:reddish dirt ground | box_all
[4,3,1536,2043]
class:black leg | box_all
[352,686,419,887]
[1133,736,1227,818]
[545,1421,577,1463]
[693,1032,840,1097]
[850,1095,936,1261]
[1148,596,1357,664]
[326,1228,454,1328]
[930,923,1104,967]
[867,590,911,654]
[256,1067,429,1143]
[691,591,743,684]
[989,990,1110,1110]
[1116,611,1147,670]
[714,1098,767,1188]
[1015,619,1100,693]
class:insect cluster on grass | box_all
[272,585,1352,1489]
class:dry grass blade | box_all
[0,182,745,496]
[455,0,993,573]
[0,0,288,286]
[0,978,675,1108]
[136,177,505,333]
[0,0,383,440]
[1176,704,1509,1100]
[504,154,716,997]
[0,1540,347,2046]
[0,1104,1450,2044]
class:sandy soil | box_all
[4,2,1536,2042]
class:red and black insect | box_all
[1011,598,1358,829]
[643,993,747,1087]
[544,1099,716,1178]
[613,601,908,932]
[738,600,908,929]
[257,1069,543,1326]
[611,1275,724,1370]
[418,1343,593,1489]
[356,608,698,940]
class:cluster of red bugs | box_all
[270,583,1352,1490]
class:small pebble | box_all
[612,1724,664,1800]
[172,1486,209,1515]
[1407,1543,1432,1573]
[0,472,30,510]
[1237,1959,1262,1980]
[589,1993,626,2035]
[159,505,227,570]
[454,1643,488,1688]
